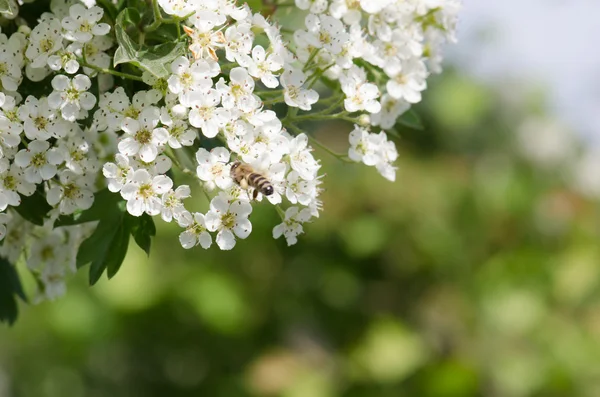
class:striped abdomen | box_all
[247,173,274,196]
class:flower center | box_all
[40,38,54,53]
[80,21,92,33]
[41,246,55,261]
[66,86,80,102]
[138,183,153,199]
[34,116,48,130]
[286,86,299,100]
[319,31,331,45]
[2,175,15,190]
[135,128,152,144]
[63,183,78,199]
[221,212,235,229]
[31,152,46,168]
[124,106,140,119]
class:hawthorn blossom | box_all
[178,211,212,249]
[14,140,64,184]
[196,147,233,190]
[161,185,190,222]
[61,4,110,43]
[48,74,96,121]
[46,170,94,214]
[120,169,173,217]
[205,197,252,250]
[273,206,312,246]
[118,107,169,162]
[281,69,319,110]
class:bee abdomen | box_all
[248,173,274,196]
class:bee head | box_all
[264,185,274,196]
[230,160,241,171]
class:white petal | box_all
[216,229,236,250]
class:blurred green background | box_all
[2,70,600,397]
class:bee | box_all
[230,161,274,200]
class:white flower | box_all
[103,153,134,193]
[0,214,31,263]
[216,67,255,109]
[46,170,94,215]
[69,36,113,76]
[280,69,318,111]
[27,230,68,272]
[0,163,35,205]
[348,126,398,181]
[25,18,63,68]
[14,140,64,184]
[187,89,228,138]
[0,213,10,242]
[39,262,67,301]
[0,38,24,91]
[184,19,225,61]
[62,4,110,43]
[370,94,410,129]
[167,56,216,101]
[177,211,212,249]
[161,185,190,222]
[19,96,66,140]
[159,106,197,148]
[272,206,312,246]
[247,45,283,88]
[48,74,97,121]
[285,170,319,206]
[196,147,233,190]
[120,169,173,217]
[205,197,252,250]
[342,81,381,113]
[118,107,169,162]
[288,133,320,181]
[158,0,196,17]
[304,14,349,55]
[295,0,328,14]
[224,23,254,64]
[59,135,99,174]
[386,59,428,104]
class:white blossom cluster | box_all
[292,0,460,180]
[0,0,459,301]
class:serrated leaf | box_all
[114,8,187,79]
[129,213,156,256]
[14,191,52,226]
[397,109,424,131]
[0,257,27,326]
[0,0,15,16]
[55,189,124,227]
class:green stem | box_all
[302,48,320,72]
[285,124,352,162]
[79,59,144,81]
[275,204,286,220]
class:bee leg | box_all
[253,189,259,201]
[240,178,248,189]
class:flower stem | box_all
[78,59,144,82]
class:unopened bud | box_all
[358,114,371,127]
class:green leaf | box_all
[114,8,187,79]
[55,189,124,227]
[0,257,27,325]
[0,0,15,16]
[397,109,424,131]
[14,191,52,226]
[106,221,131,278]
[75,195,133,285]
[129,213,156,256]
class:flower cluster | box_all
[0,0,459,304]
